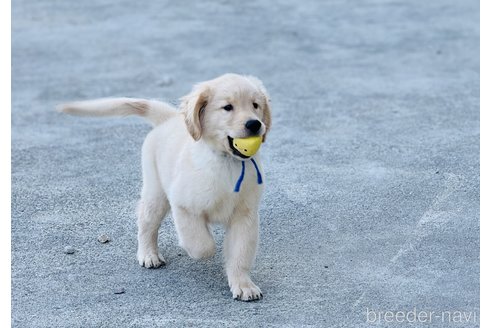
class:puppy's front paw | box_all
[137,251,165,268]
[230,280,263,302]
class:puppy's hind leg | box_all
[137,153,169,268]
[137,194,168,268]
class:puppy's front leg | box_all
[173,207,216,260]
[224,211,262,301]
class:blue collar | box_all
[234,158,263,192]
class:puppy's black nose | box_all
[245,119,261,133]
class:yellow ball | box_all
[232,136,262,157]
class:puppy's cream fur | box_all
[59,73,271,301]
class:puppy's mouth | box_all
[227,136,251,159]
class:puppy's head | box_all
[180,74,271,160]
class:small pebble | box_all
[324,265,328,268]
[98,234,111,243]
[64,246,75,254]
[114,288,125,294]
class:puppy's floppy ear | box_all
[246,76,271,142]
[180,83,210,141]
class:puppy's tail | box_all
[57,98,176,127]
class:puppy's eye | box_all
[223,104,233,111]
[253,102,259,109]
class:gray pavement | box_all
[12,0,479,327]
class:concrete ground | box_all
[12,0,479,327]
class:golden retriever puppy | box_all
[59,73,271,301]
